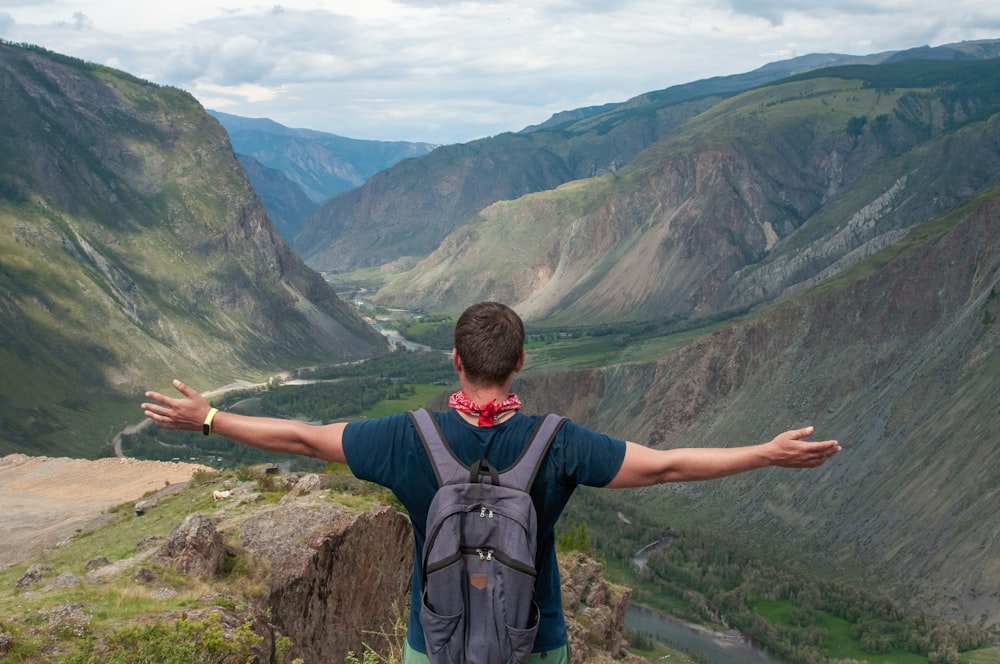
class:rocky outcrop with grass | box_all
[0,465,642,662]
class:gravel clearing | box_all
[0,454,213,568]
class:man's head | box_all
[453,302,525,386]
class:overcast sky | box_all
[2,1,999,144]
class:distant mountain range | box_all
[291,38,1000,303]
[210,111,437,241]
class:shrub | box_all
[69,612,261,663]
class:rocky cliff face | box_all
[558,552,641,664]
[155,475,640,662]
[239,498,414,661]
[516,186,1000,629]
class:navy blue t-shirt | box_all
[342,409,626,654]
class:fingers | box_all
[171,378,198,398]
[771,429,841,468]
[802,440,842,467]
[788,425,815,441]
[141,379,204,430]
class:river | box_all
[375,324,433,352]
[625,605,786,664]
[628,538,786,664]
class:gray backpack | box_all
[408,408,566,664]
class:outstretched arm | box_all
[606,426,840,488]
[141,379,347,464]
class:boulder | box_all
[238,500,413,662]
[153,513,226,579]
[15,564,50,590]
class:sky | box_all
[2,1,1000,145]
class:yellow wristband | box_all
[202,408,219,436]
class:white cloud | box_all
[1,0,999,142]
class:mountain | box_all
[234,154,321,241]
[376,57,1000,323]
[294,40,1000,277]
[210,111,437,241]
[0,42,387,458]
[514,181,1000,630]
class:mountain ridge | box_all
[0,42,386,457]
[294,39,1000,282]
[373,57,1000,325]
[211,110,437,241]
[513,184,1000,629]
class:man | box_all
[142,301,840,663]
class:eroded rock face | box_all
[558,552,637,664]
[153,513,226,579]
[238,501,413,662]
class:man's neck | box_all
[458,384,511,406]
[452,381,518,427]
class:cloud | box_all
[2,0,1000,142]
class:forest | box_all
[558,489,992,664]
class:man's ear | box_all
[452,350,463,373]
[514,349,526,373]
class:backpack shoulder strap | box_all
[409,409,566,490]
[499,413,566,491]
[408,408,467,487]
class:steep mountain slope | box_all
[235,154,320,241]
[515,187,1000,628]
[375,59,1000,323]
[296,41,1000,276]
[0,43,386,457]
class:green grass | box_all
[0,480,230,659]
[358,384,448,418]
[322,266,396,293]
[524,320,727,371]
[526,334,628,370]
[753,598,944,664]
[0,464,390,661]
[964,647,1000,663]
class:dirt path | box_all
[0,454,213,568]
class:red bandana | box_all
[448,391,522,427]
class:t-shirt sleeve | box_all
[342,413,414,489]
[557,420,626,488]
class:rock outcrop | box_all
[236,494,414,662]
[559,552,641,664]
[153,513,227,579]
[3,463,642,662]
[223,478,638,662]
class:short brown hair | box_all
[453,302,525,385]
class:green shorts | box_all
[402,641,570,663]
